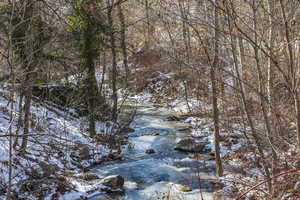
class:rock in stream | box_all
[99,175,125,190]
[174,137,208,153]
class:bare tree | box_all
[118,3,130,85]
[211,0,223,177]
[224,0,273,191]
[8,0,46,151]
[106,0,118,122]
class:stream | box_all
[91,105,217,200]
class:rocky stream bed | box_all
[89,105,219,200]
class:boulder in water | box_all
[189,153,215,160]
[122,127,135,133]
[75,173,99,181]
[78,144,91,159]
[145,149,156,154]
[174,138,207,153]
[176,184,192,192]
[166,115,180,121]
[177,127,192,132]
[99,175,124,190]
[145,131,160,136]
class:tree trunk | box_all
[225,1,272,191]
[145,0,152,48]
[18,0,35,152]
[13,94,23,149]
[211,0,223,177]
[178,0,191,113]
[7,18,15,199]
[118,4,129,86]
[279,0,300,150]
[99,51,107,96]
[84,23,99,137]
[107,3,118,122]
[252,3,277,190]
[294,93,300,150]
[20,85,32,150]
[267,0,276,115]
[237,33,247,96]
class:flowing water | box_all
[91,105,216,200]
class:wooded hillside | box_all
[0,0,300,199]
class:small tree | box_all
[6,0,47,151]
[67,0,106,136]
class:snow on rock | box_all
[174,137,208,153]
[98,174,125,190]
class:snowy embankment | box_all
[176,109,300,199]
[0,86,123,200]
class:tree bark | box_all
[178,0,191,113]
[267,0,276,115]
[251,2,277,188]
[17,0,36,152]
[118,3,129,86]
[84,24,98,137]
[211,0,223,177]
[107,2,118,122]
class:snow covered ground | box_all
[0,87,121,200]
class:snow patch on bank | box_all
[0,89,120,199]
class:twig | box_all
[236,168,300,199]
